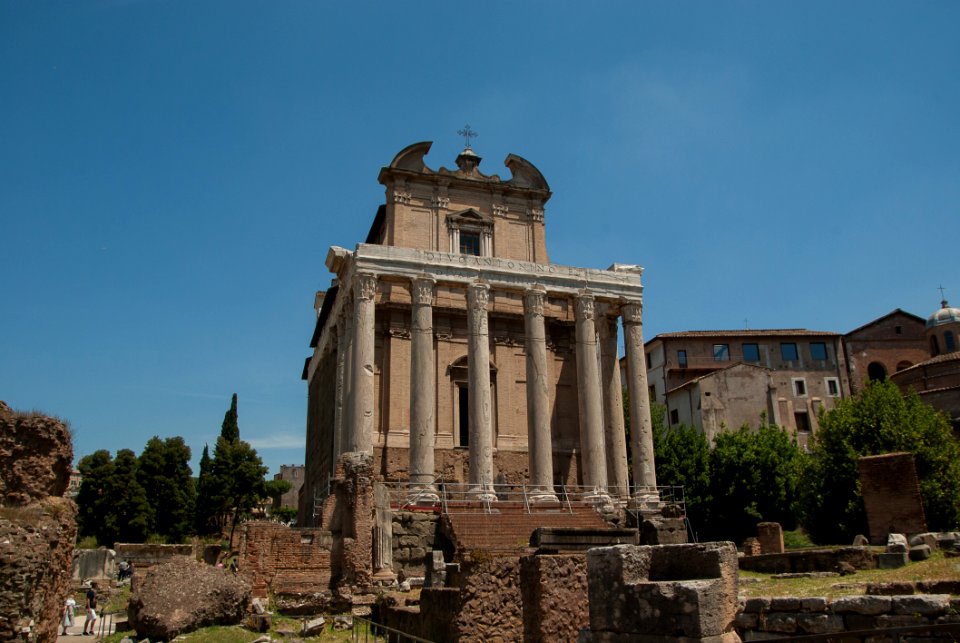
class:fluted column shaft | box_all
[348,272,377,454]
[575,292,608,492]
[467,282,495,499]
[623,301,658,493]
[409,277,437,495]
[332,310,347,464]
[600,315,629,498]
[524,286,557,500]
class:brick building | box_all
[843,309,929,394]
[272,464,304,510]
[299,141,659,526]
[644,330,850,445]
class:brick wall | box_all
[859,452,927,545]
[238,521,333,598]
[520,553,589,643]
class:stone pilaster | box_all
[575,292,608,498]
[599,314,629,498]
[408,276,438,503]
[348,272,377,454]
[622,301,658,501]
[467,281,496,501]
[524,286,558,503]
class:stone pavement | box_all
[56,616,116,641]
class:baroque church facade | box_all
[299,142,658,524]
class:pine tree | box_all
[111,449,153,544]
[76,450,115,545]
[139,436,195,542]
[220,393,239,442]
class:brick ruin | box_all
[0,401,77,643]
[859,452,927,545]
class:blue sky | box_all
[1,1,957,476]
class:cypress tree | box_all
[220,393,239,442]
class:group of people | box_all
[60,581,98,636]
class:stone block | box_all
[831,595,891,615]
[742,597,770,613]
[799,597,828,612]
[886,533,908,553]
[763,613,797,633]
[909,532,938,549]
[852,534,869,546]
[770,597,801,611]
[796,613,844,634]
[909,544,932,561]
[866,581,916,595]
[891,594,950,616]
[757,522,784,554]
[583,542,739,639]
[877,552,908,569]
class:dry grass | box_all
[739,551,960,598]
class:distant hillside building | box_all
[300,141,659,525]
[890,299,960,430]
[644,330,850,445]
[272,464,304,509]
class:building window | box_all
[793,378,807,397]
[646,353,652,368]
[781,343,798,361]
[795,411,811,433]
[825,377,840,397]
[895,325,903,335]
[810,342,827,361]
[946,331,956,352]
[742,343,760,362]
[459,231,481,256]
[713,344,730,361]
[677,350,687,368]
[867,361,887,381]
[458,385,470,447]
[670,409,679,425]
[931,336,940,356]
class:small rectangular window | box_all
[670,409,679,425]
[646,353,652,368]
[825,378,840,397]
[810,342,827,361]
[781,343,798,361]
[946,331,957,352]
[677,350,687,368]
[895,325,903,335]
[713,344,730,361]
[459,232,481,256]
[742,343,760,362]
[793,378,807,396]
[795,412,811,433]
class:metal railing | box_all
[352,616,434,643]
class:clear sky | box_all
[2,1,957,477]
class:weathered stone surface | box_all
[830,595,891,615]
[757,522,784,554]
[128,557,252,640]
[799,597,828,612]
[763,613,797,633]
[0,403,73,505]
[742,597,770,613]
[520,553,589,643]
[72,547,116,582]
[852,534,869,546]
[890,594,950,616]
[867,581,916,595]
[886,533,908,553]
[769,597,800,611]
[583,542,739,639]
[877,552,908,569]
[796,613,844,634]
[919,580,960,594]
[909,544,932,561]
[0,403,76,643]
[909,532,938,549]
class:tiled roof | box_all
[892,350,960,376]
[651,329,839,340]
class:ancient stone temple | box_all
[299,141,657,524]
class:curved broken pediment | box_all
[504,154,549,191]
[389,141,434,173]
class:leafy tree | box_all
[76,450,115,545]
[265,478,292,505]
[799,380,960,544]
[110,448,153,544]
[194,445,219,536]
[220,393,239,442]
[270,506,297,524]
[138,436,195,542]
[652,420,712,539]
[705,423,804,543]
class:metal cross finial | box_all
[939,284,947,299]
[939,284,948,305]
[457,124,478,148]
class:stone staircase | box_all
[441,502,611,555]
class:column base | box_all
[405,487,440,506]
[528,491,561,506]
[468,486,498,503]
[371,568,397,586]
[583,488,613,507]
[629,492,662,513]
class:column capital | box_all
[354,272,378,301]
[467,281,490,312]
[575,291,596,321]
[524,286,546,317]
[411,276,436,306]
[622,301,643,324]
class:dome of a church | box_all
[926,300,960,329]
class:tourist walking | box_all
[61,595,76,635]
[82,582,98,636]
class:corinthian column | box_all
[575,292,608,498]
[524,286,558,503]
[408,276,438,503]
[332,308,348,464]
[622,301,658,502]
[348,272,377,454]
[467,281,496,501]
[599,314,629,498]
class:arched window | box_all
[931,335,941,356]
[896,361,913,372]
[867,362,887,382]
[945,331,956,353]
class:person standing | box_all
[82,582,98,636]
[61,595,76,635]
